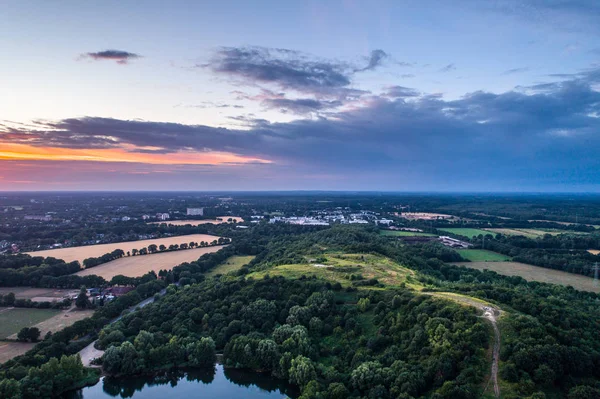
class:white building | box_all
[187,208,204,216]
[156,213,170,220]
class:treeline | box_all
[0,254,85,287]
[0,292,71,309]
[82,237,231,269]
[95,276,488,398]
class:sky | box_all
[1,0,600,191]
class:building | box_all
[156,213,170,220]
[141,214,151,220]
[187,207,204,216]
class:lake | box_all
[63,365,299,399]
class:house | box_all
[141,214,151,220]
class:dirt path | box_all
[424,292,501,398]
[482,306,501,398]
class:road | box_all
[78,286,168,367]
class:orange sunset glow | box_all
[0,143,271,165]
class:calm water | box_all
[63,365,299,399]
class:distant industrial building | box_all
[156,213,170,220]
[187,207,204,216]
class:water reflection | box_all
[62,365,298,399]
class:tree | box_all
[148,244,158,253]
[159,244,166,251]
[289,355,316,388]
[4,292,15,306]
[28,327,40,342]
[187,337,216,367]
[75,286,90,309]
[0,378,21,399]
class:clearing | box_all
[149,216,243,226]
[207,255,256,276]
[399,212,459,220]
[588,249,600,255]
[380,230,436,237]
[453,261,600,293]
[438,228,491,238]
[0,308,59,339]
[75,245,227,279]
[248,253,420,289]
[7,308,95,339]
[26,234,222,264]
[456,249,511,262]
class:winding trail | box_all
[424,292,501,398]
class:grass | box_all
[456,249,511,262]
[380,230,436,237]
[207,255,256,276]
[248,253,421,290]
[0,308,60,339]
[437,228,491,238]
[453,261,600,294]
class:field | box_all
[453,261,600,293]
[207,255,256,276]
[380,230,436,237]
[456,249,511,262]
[26,234,222,264]
[484,228,573,238]
[0,308,60,339]
[248,253,419,289]
[75,245,227,279]
[0,287,78,302]
[438,228,491,238]
[149,216,243,226]
[0,342,35,364]
[588,249,600,255]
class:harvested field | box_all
[588,249,600,255]
[6,308,94,340]
[149,216,243,226]
[0,287,77,302]
[0,342,35,364]
[26,234,222,264]
[207,255,256,276]
[75,245,227,279]
[456,249,510,262]
[484,228,575,238]
[0,308,59,339]
[438,228,490,238]
[453,261,600,293]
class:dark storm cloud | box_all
[3,67,600,188]
[81,50,141,64]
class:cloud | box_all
[262,98,343,114]
[502,67,530,75]
[383,86,420,98]
[439,63,456,73]
[354,49,388,72]
[81,50,141,64]
[204,46,377,100]
[3,66,600,190]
